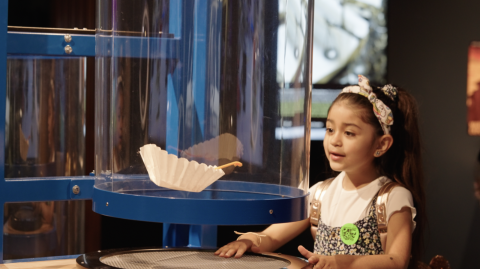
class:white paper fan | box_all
[180,133,243,162]
[140,144,241,192]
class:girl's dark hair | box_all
[330,86,425,269]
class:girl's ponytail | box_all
[382,88,426,269]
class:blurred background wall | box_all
[388,1,480,268]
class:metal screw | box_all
[64,34,72,43]
[72,185,80,195]
[106,202,109,206]
[269,209,273,214]
[64,45,72,54]
[98,250,101,253]
[165,246,169,248]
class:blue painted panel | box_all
[188,225,217,249]
[2,177,94,203]
[163,223,190,248]
[172,0,195,150]
[92,181,308,225]
[169,0,182,37]
[70,178,96,200]
[166,74,179,154]
[162,223,217,249]
[192,0,208,138]
[7,33,181,58]
[7,33,95,57]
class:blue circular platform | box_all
[92,179,308,225]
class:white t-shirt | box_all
[308,172,416,229]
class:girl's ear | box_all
[374,134,393,157]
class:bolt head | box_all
[64,45,73,54]
[72,185,80,195]
[64,34,72,43]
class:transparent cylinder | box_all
[95,0,312,195]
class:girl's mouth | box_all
[329,152,345,161]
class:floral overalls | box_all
[313,193,384,255]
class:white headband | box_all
[341,75,395,135]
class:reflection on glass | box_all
[4,56,86,260]
[3,201,85,260]
[6,57,85,177]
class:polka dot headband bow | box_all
[341,75,395,135]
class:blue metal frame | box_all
[0,0,313,263]
[93,180,308,225]
[7,33,182,58]
[0,0,225,261]
[1,177,94,202]
[0,0,98,263]
[0,176,95,263]
[7,33,95,57]
[163,224,217,249]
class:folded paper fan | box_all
[139,144,241,192]
[180,133,243,162]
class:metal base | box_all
[76,248,309,269]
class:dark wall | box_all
[388,1,480,268]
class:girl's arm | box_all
[215,218,311,258]
[299,207,413,269]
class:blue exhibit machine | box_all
[0,0,314,267]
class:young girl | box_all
[215,75,425,269]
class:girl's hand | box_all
[298,245,338,269]
[214,239,256,258]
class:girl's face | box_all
[323,100,379,174]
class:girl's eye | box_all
[345,131,355,136]
[326,128,333,133]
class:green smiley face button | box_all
[340,223,359,245]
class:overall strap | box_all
[376,181,400,233]
[309,178,334,226]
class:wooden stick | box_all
[215,161,242,170]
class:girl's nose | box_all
[329,132,342,146]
